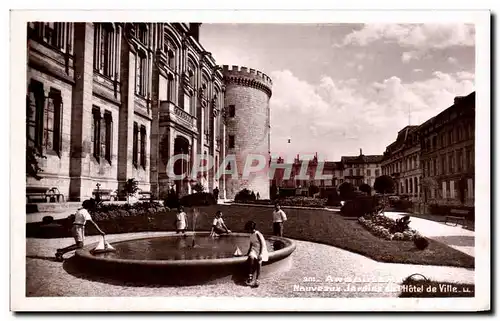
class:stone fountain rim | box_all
[75,231,296,267]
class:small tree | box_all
[338,182,355,200]
[193,182,205,193]
[123,178,139,204]
[373,175,395,195]
[359,183,372,195]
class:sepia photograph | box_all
[10,8,490,311]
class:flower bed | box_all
[358,215,421,241]
[235,196,326,208]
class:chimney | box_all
[189,23,202,42]
[359,148,363,156]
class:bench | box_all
[445,209,469,227]
[92,189,116,201]
[26,186,65,203]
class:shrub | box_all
[414,236,430,250]
[42,216,54,224]
[393,232,404,240]
[192,182,205,193]
[180,192,216,207]
[338,182,355,200]
[392,199,413,212]
[326,192,342,206]
[234,188,256,202]
[341,195,380,217]
[277,196,326,208]
[359,184,372,195]
[164,190,179,209]
[373,175,395,195]
[389,215,411,233]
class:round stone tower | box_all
[222,65,272,200]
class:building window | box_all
[448,154,454,173]
[140,125,147,168]
[166,73,174,102]
[229,105,235,118]
[91,107,101,160]
[29,22,67,51]
[457,150,463,172]
[414,177,418,195]
[137,24,148,45]
[375,169,380,177]
[133,122,138,166]
[441,156,446,175]
[44,88,63,154]
[26,80,44,149]
[136,52,147,97]
[356,169,360,176]
[409,178,413,194]
[466,149,471,170]
[104,112,113,162]
[367,169,371,176]
[349,169,353,176]
[93,23,115,78]
[228,135,235,148]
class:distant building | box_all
[341,149,383,187]
[381,125,422,201]
[419,92,475,207]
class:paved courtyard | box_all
[26,232,474,298]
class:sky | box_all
[199,23,475,162]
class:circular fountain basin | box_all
[75,232,296,285]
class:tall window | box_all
[167,74,174,102]
[91,107,101,159]
[45,88,62,154]
[137,24,148,45]
[375,169,380,177]
[441,156,446,175]
[228,135,235,148]
[27,80,44,149]
[457,150,463,172]
[104,112,113,162]
[93,23,114,78]
[356,169,360,176]
[229,105,235,118]
[448,154,454,173]
[163,36,176,70]
[466,149,471,170]
[133,122,139,166]
[136,52,147,97]
[140,125,146,168]
[367,169,371,176]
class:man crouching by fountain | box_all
[55,199,106,262]
[244,221,269,288]
[209,211,231,237]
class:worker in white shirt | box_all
[272,203,287,237]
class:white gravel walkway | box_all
[26,232,474,298]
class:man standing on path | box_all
[272,203,287,237]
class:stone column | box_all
[69,23,94,201]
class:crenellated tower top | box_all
[221,65,273,98]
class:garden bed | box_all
[358,214,421,241]
[26,203,474,269]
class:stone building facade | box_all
[381,125,422,201]
[26,22,269,201]
[341,150,383,187]
[419,93,475,207]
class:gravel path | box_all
[26,232,474,298]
